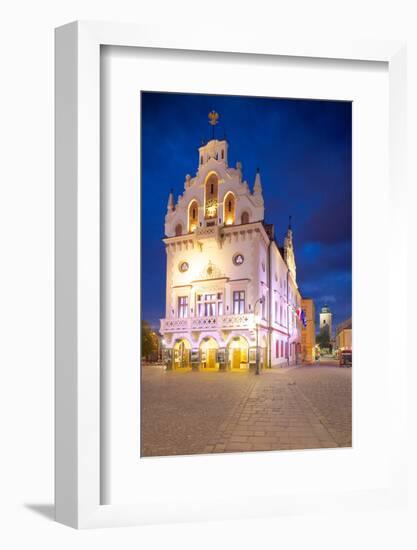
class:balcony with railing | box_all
[160,313,255,333]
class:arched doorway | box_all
[199,337,219,370]
[227,336,249,370]
[173,338,191,369]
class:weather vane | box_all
[208,110,219,139]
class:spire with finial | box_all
[253,167,263,195]
[208,110,219,140]
[167,189,174,213]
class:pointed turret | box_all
[252,168,264,211]
[284,216,296,282]
[167,189,174,214]
[253,167,263,195]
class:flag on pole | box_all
[301,309,307,328]
[296,307,307,328]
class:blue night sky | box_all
[141,92,352,333]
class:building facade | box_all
[336,317,352,352]
[160,127,303,371]
[319,304,333,338]
[301,298,316,363]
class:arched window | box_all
[223,192,235,225]
[205,174,218,219]
[241,211,250,224]
[188,200,199,232]
[175,223,183,236]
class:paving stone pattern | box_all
[141,364,351,457]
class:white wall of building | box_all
[160,137,302,367]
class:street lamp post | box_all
[254,296,264,375]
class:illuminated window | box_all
[178,296,188,318]
[196,293,223,317]
[188,200,199,232]
[205,174,218,219]
[224,192,235,225]
[233,291,245,314]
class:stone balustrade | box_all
[160,313,255,333]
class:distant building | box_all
[336,318,352,352]
[301,298,316,363]
[319,304,333,338]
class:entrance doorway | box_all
[199,337,219,370]
[173,338,191,369]
[227,336,249,370]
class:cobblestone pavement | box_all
[141,364,351,457]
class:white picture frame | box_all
[55,21,407,529]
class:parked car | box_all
[339,350,352,367]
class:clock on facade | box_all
[179,261,189,272]
[233,253,244,266]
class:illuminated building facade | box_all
[301,298,316,363]
[336,318,352,352]
[160,118,303,370]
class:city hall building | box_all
[160,121,303,371]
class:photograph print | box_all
[140,92,352,457]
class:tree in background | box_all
[316,324,332,352]
[141,320,159,360]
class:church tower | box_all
[320,304,333,337]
